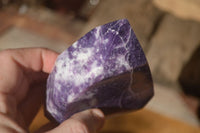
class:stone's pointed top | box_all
[104,19,130,26]
[46,19,153,123]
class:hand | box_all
[0,48,105,133]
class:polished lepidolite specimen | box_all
[46,19,154,123]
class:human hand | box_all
[0,48,105,133]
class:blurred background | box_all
[0,0,200,132]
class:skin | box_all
[0,48,105,133]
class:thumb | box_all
[46,109,105,133]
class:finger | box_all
[7,48,58,73]
[34,122,57,133]
[1,47,58,103]
[0,48,58,94]
[46,109,105,133]
[0,113,26,133]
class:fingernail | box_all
[92,109,104,119]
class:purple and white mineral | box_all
[46,19,154,123]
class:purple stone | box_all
[46,19,154,123]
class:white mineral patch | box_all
[73,42,78,48]
[48,99,59,116]
[76,48,93,61]
[55,59,68,81]
[116,55,130,69]
[72,51,78,57]
[76,90,97,101]
[73,72,87,86]
[90,61,103,78]
[95,27,100,38]
[67,93,76,103]
[125,28,132,44]
[56,83,61,91]
[103,38,109,44]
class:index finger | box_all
[7,48,59,73]
[0,47,58,95]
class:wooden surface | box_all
[30,107,200,133]
[0,11,77,44]
[101,109,200,133]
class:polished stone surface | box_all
[46,19,153,123]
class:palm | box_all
[14,69,47,128]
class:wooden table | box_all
[30,107,200,133]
